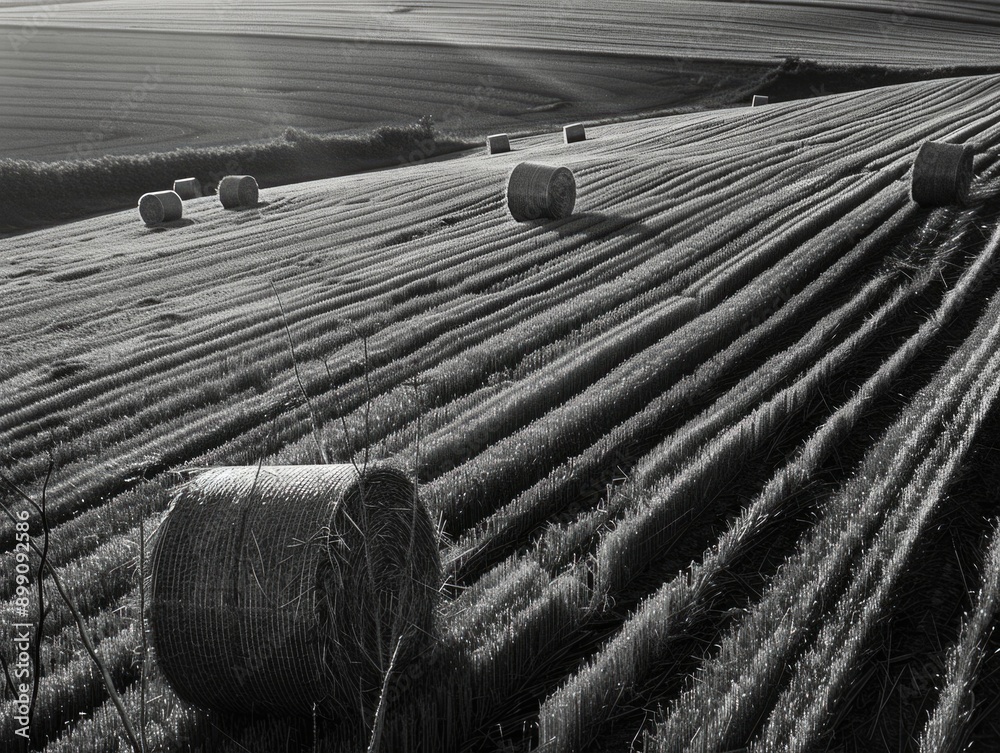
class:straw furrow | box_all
[756,298,1000,751]
[919,514,1000,753]
[535,215,1000,753]
[643,229,1000,753]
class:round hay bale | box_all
[563,123,586,144]
[137,190,183,226]
[218,175,259,209]
[911,141,975,207]
[172,177,203,200]
[751,95,769,106]
[149,464,440,719]
[487,133,511,155]
[506,162,576,222]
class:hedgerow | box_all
[0,118,470,231]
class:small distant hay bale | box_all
[911,141,975,208]
[752,95,769,107]
[487,133,511,155]
[149,464,441,719]
[563,123,586,143]
[218,175,259,209]
[137,190,183,226]
[172,177,203,200]
[506,161,576,222]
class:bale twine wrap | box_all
[172,177,203,200]
[218,175,259,208]
[149,464,440,718]
[137,190,183,226]
[487,133,511,154]
[911,141,975,207]
[506,162,576,222]
[563,123,586,143]
[751,95,768,106]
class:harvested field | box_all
[2,0,998,64]
[4,70,1000,752]
[3,0,1000,160]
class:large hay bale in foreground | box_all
[218,175,259,208]
[172,177,203,200]
[563,123,586,143]
[149,464,440,719]
[911,141,974,207]
[487,133,511,154]
[137,190,183,226]
[506,162,576,222]
[751,95,768,106]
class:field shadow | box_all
[48,360,87,380]
[8,267,48,279]
[542,212,659,242]
[147,218,195,232]
[227,200,272,211]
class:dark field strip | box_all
[0,23,762,162]
[4,75,1000,752]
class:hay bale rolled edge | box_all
[487,133,511,155]
[506,161,576,222]
[148,464,441,719]
[137,190,183,226]
[218,175,259,209]
[911,141,975,208]
[563,123,586,144]
[172,177,203,200]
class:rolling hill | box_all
[3,71,1000,751]
[3,0,1000,160]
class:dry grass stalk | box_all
[563,123,586,144]
[148,464,440,719]
[172,177,203,200]
[752,95,769,106]
[137,191,182,226]
[486,133,511,155]
[506,162,576,222]
[218,175,259,209]
[911,141,975,207]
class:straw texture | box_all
[487,133,511,155]
[911,141,974,207]
[563,123,586,143]
[218,175,259,208]
[137,190,183,226]
[752,95,769,106]
[506,162,576,222]
[149,464,440,719]
[172,177,203,200]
